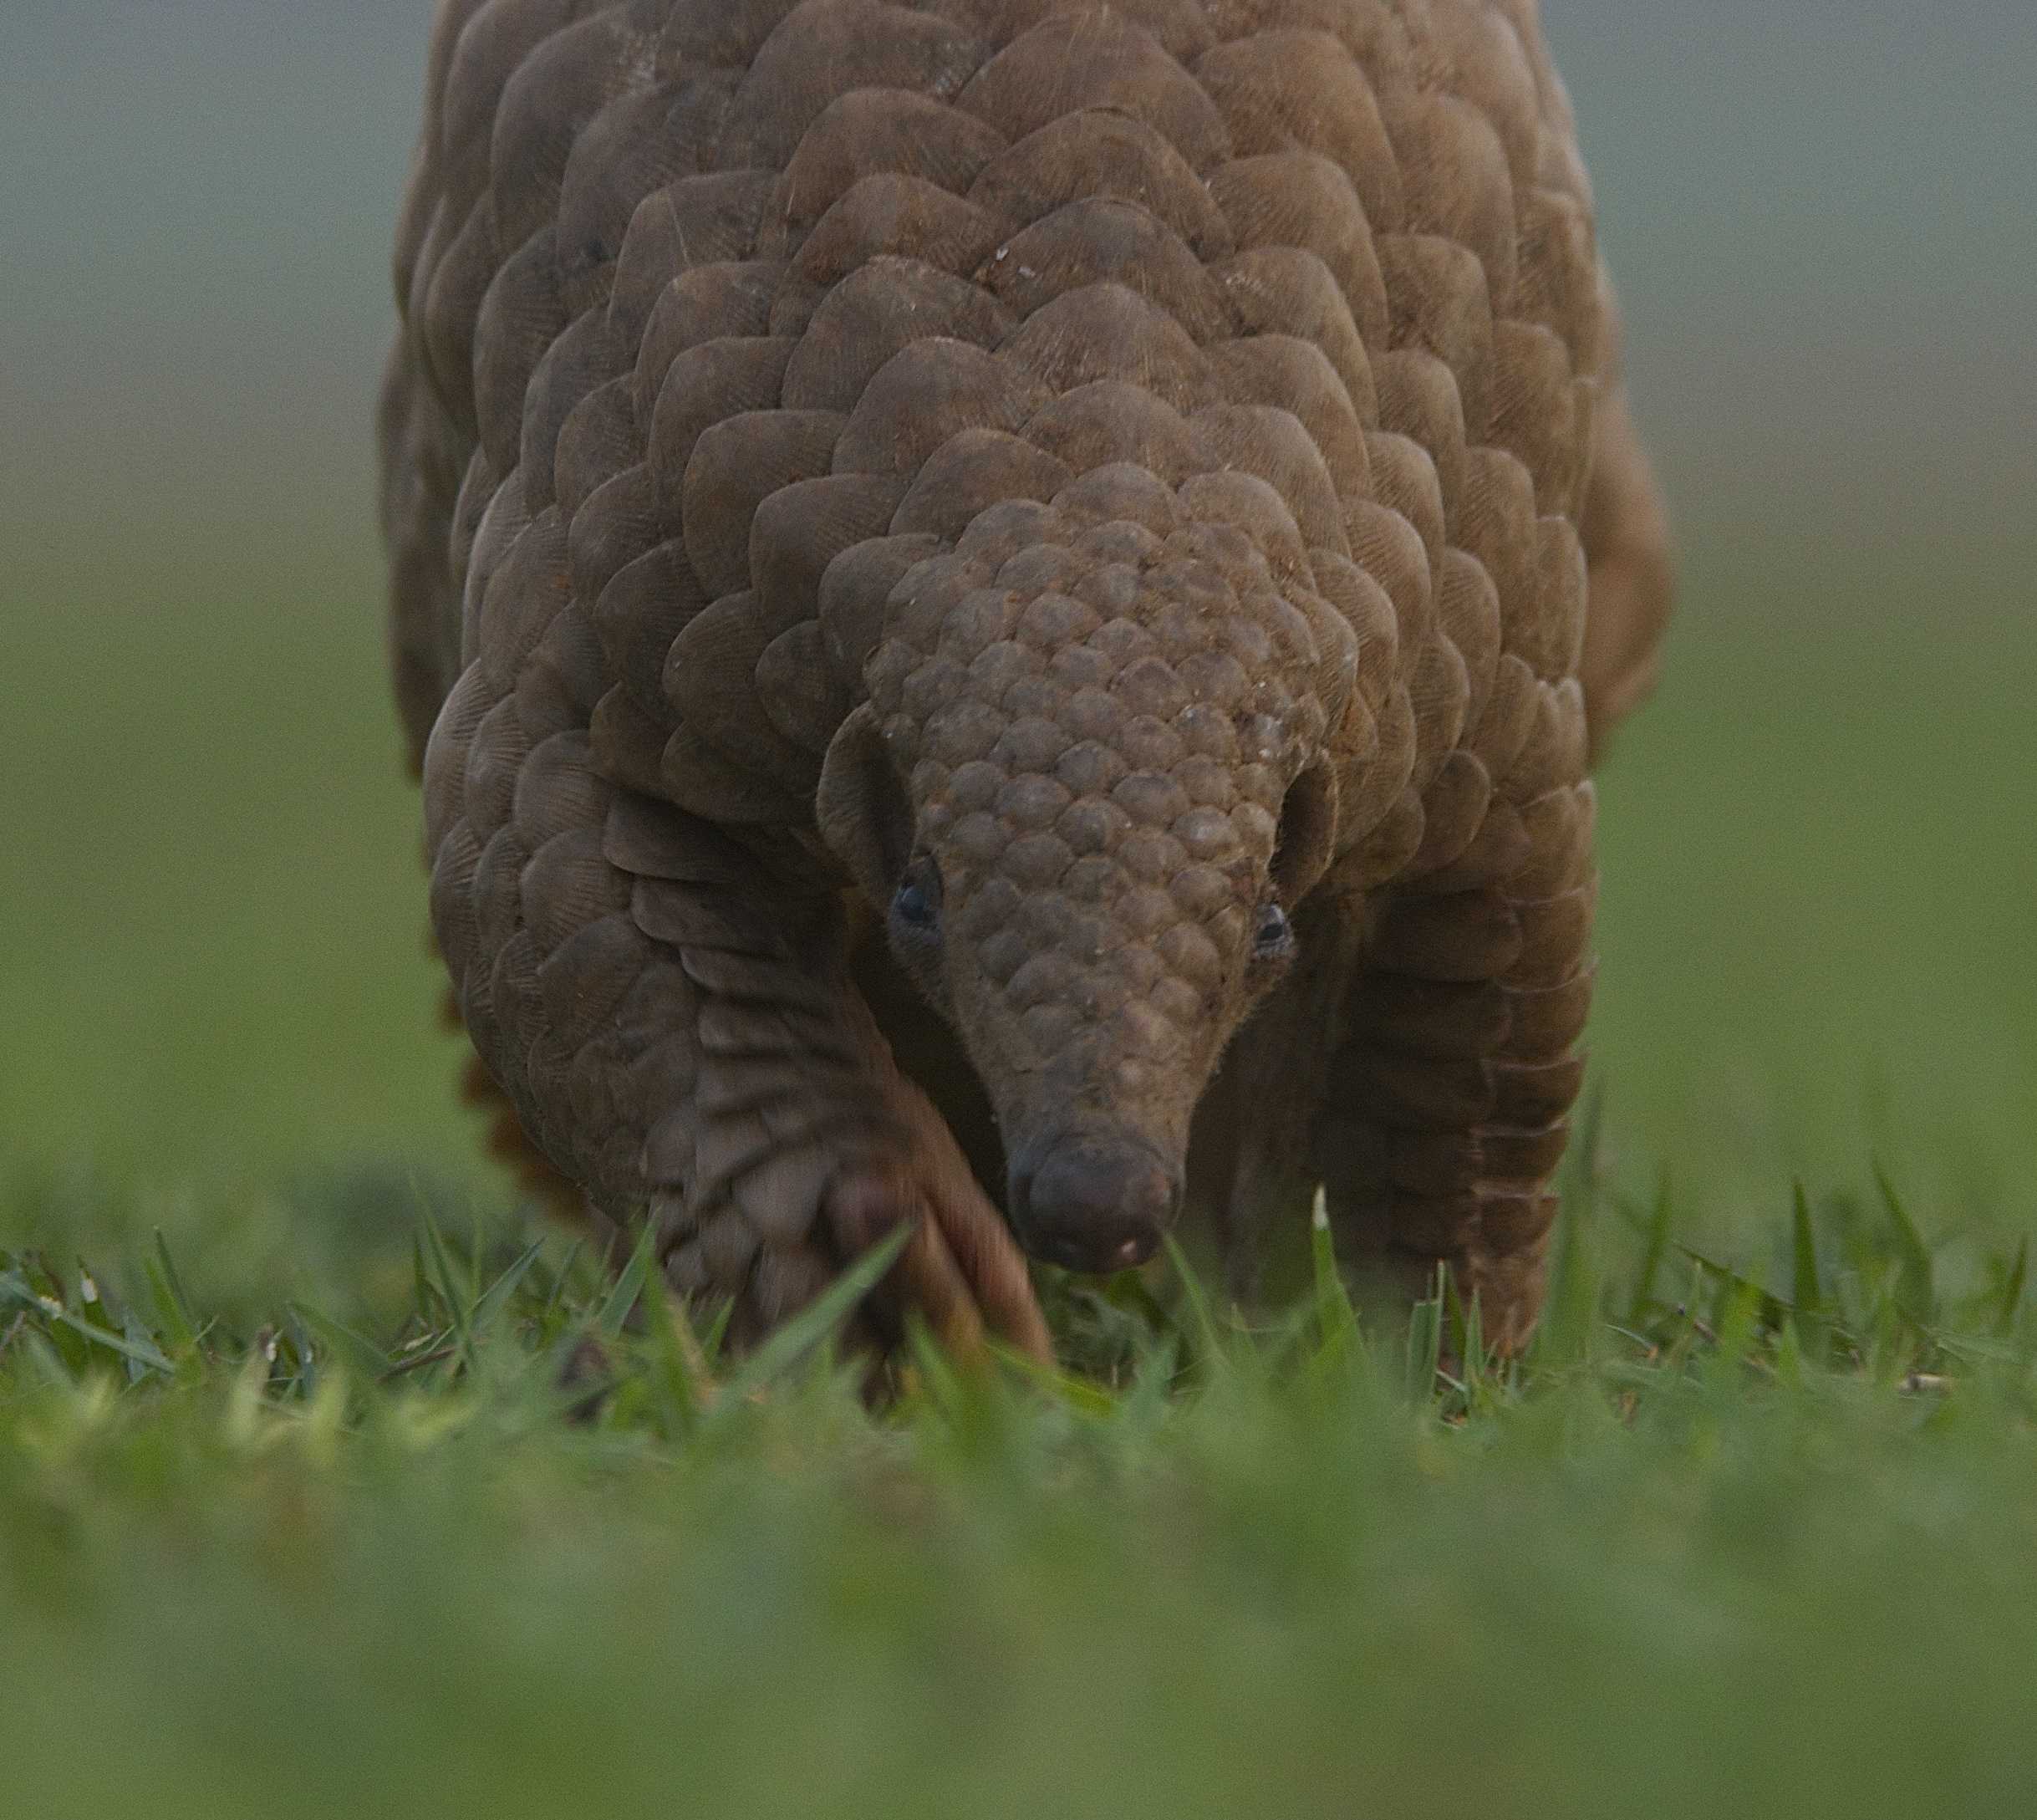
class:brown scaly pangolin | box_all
[379,0,1673,1363]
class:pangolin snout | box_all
[1007,1133,1181,1274]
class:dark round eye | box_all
[1251,903,1293,960]
[893,861,942,933]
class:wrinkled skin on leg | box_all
[427,711,1052,1354]
[381,0,1671,1359]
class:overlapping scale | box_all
[381,0,1672,1355]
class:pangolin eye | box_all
[1251,903,1293,960]
[893,860,942,933]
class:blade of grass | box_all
[1871,1160,1933,1321]
[1442,1262,1469,1376]
[415,1195,477,1370]
[282,1307,317,1399]
[47,1307,174,1377]
[1934,1331,2023,1367]
[410,1233,436,1327]
[74,1262,120,1339]
[1439,1265,1490,1410]
[1790,1178,1822,1332]
[1538,1140,1611,1365]
[641,1277,705,1435]
[293,1301,391,1387]
[1676,1242,1790,1333]
[21,1328,74,1389]
[468,1201,487,1313]
[1568,1081,1606,1211]
[1403,1265,1444,1405]
[1997,1237,2027,1340]
[1461,1281,1486,1404]
[150,1230,201,1354]
[1630,1167,1673,1323]
[700,1295,736,1368]
[143,1258,198,1363]
[598,1224,659,1338]
[379,1345,458,1384]
[718,1223,912,1405]
[904,1314,967,1415]
[224,1343,272,1446]
[1163,1234,1228,1373]
[471,1238,547,1334]
[539,1239,583,1326]
[116,1304,156,1386]
[992,1341,1122,1419]
[1309,1185,1360,1364]
[1116,1328,1181,1436]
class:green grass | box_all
[1589,574,2037,1225]
[4,507,2035,1813]
[2,1158,2033,1820]
[0,526,469,1182]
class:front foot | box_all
[825,1078,1052,1366]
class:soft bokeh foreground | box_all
[5,1164,2035,1820]
[3,3,2034,1814]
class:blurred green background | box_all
[3,0,2033,1238]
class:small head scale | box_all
[822,462,1355,1268]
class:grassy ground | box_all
[3,1165,2033,1818]
[3,521,2034,1814]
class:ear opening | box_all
[1271,760,1338,905]
[817,703,915,907]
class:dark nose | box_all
[1008,1137,1180,1274]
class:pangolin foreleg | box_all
[1313,677,1596,1358]
[425,663,1047,1360]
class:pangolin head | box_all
[820,463,1359,1273]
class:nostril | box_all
[1007,1138,1179,1275]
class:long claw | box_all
[825,1079,1052,1367]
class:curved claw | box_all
[826,1079,1053,1367]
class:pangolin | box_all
[379,0,1673,1361]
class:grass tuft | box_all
[1,1160,2034,1818]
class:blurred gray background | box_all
[7,0,2031,571]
